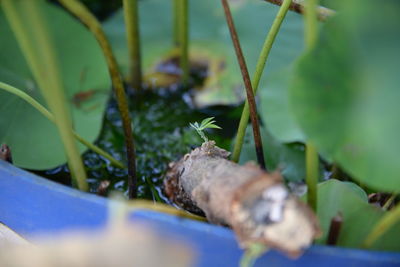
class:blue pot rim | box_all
[0,160,399,266]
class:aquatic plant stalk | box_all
[306,143,318,211]
[221,0,265,169]
[173,0,180,46]
[304,0,319,211]
[59,0,138,198]
[240,244,268,267]
[262,0,335,21]
[231,0,293,163]
[2,0,88,191]
[0,82,125,169]
[305,0,318,50]
[177,0,189,85]
[363,203,400,248]
[383,194,397,211]
[122,0,142,90]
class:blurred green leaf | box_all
[315,180,400,251]
[0,1,110,169]
[238,125,306,182]
[260,67,305,143]
[289,0,400,191]
[103,0,304,107]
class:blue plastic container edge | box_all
[1,160,400,266]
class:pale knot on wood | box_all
[189,141,231,160]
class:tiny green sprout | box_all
[189,117,222,142]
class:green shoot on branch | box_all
[240,243,269,267]
[190,117,221,142]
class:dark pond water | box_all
[36,83,241,202]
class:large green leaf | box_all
[289,0,400,191]
[238,125,306,182]
[103,0,304,107]
[0,1,110,169]
[316,180,400,251]
[260,67,305,143]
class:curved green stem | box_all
[306,143,318,211]
[304,0,319,211]
[122,0,142,90]
[383,194,397,211]
[2,0,88,191]
[178,0,189,85]
[262,0,335,22]
[305,0,318,50]
[363,204,400,248]
[173,0,180,46]
[59,0,137,198]
[0,82,53,121]
[0,81,125,169]
[231,0,293,162]
[240,243,269,267]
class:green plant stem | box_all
[306,143,318,211]
[363,203,400,248]
[221,0,266,169]
[59,0,138,198]
[231,0,293,163]
[305,0,318,50]
[383,194,397,211]
[240,243,268,267]
[178,0,189,85]
[122,0,142,90]
[0,82,125,169]
[262,0,335,22]
[2,0,88,191]
[173,0,180,46]
[304,0,319,212]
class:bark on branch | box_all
[164,141,321,257]
[263,0,335,22]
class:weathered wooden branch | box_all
[164,141,321,257]
[263,0,335,22]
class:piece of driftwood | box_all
[0,222,193,267]
[164,141,321,257]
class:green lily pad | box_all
[289,0,400,191]
[260,67,305,143]
[0,1,110,169]
[316,180,400,251]
[103,0,304,107]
